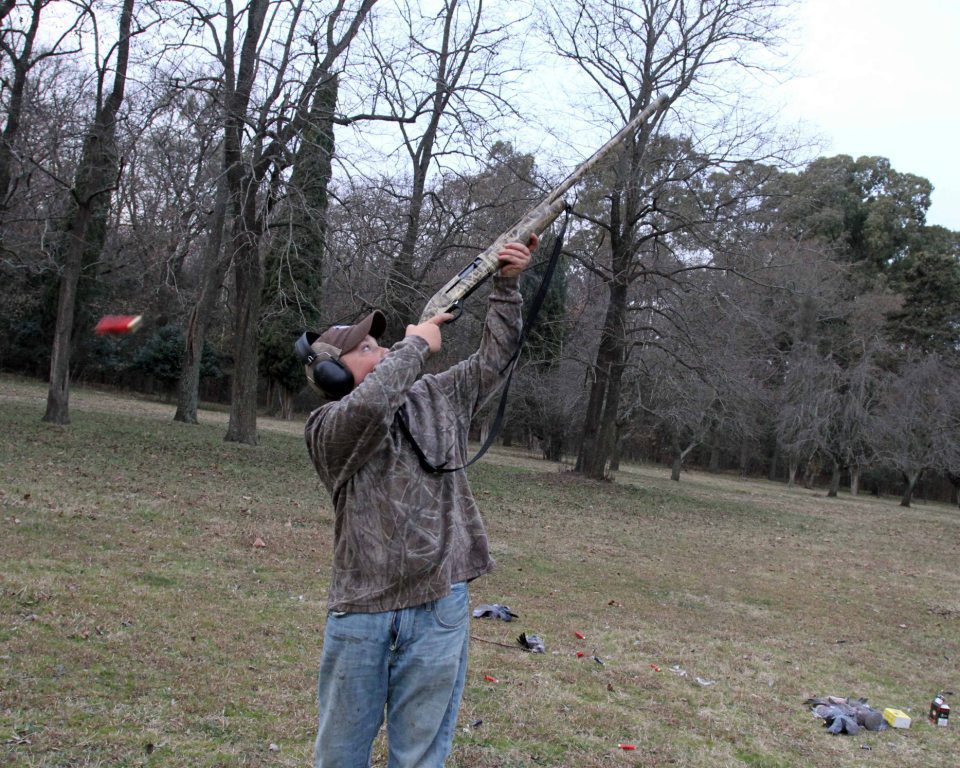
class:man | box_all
[303,237,535,767]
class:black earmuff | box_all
[294,332,355,400]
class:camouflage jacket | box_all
[305,275,522,612]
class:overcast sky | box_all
[774,0,960,231]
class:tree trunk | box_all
[44,208,91,424]
[948,472,960,508]
[284,72,337,285]
[576,370,610,476]
[264,380,278,416]
[0,0,41,211]
[850,464,861,495]
[671,439,697,482]
[385,77,435,338]
[174,172,230,424]
[42,0,134,425]
[900,470,922,508]
[787,456,798,487]
[671,454,682,482]
[213,0,270,442]
[225,214,263,445]
[278,387,295,420]
[479,415,491,446]
[543,431,562,462]
[388,180,426,338]
[572,98,654,481]
[738,441,750,478]
[767,441,779,482]
[248,0,381,426]
[802,455,819,489]
[827,459,841,498]
[608,428,621,472]
[596,296,630,478]
[258,73,338,402]
[576,280,627,479]
[708,443,721,473]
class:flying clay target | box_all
[94,314,143,335]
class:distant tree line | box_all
[1,0,957,506]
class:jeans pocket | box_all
[433,582,469,629]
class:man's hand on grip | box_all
[498,234,537,278]
[406,312,455,353]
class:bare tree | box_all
[366,0,520,337]
[225,0,376,443]
[824,293,895,495]
[168,0,376,437]
[43,0,140,425]
[111,87,223,322]
[259,0,389,420]
[774,343,834,487]
[870,354,960,507]
[545,0,790,479]
[0,0,86,217]
[623,256,776,482]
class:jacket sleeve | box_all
[426,274,523,420]
[305,335,430,488]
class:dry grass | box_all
[1,375,957,767]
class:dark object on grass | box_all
[472,604,518,621]
[517,633,545,653]
[823,706,860,735]
[806,696,887,735]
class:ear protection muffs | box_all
[294,332,355,400]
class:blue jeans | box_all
[314,582,470,768]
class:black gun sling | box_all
[396,210,569,474]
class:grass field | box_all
[2,375,958,767]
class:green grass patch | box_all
[2,376,958,766]
[735,746,793,768]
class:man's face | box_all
[339,335,387,386]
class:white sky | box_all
[774,0,960,231]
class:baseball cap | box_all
[313,309,387,359]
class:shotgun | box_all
[419,95,669,322]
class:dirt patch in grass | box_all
[2,375,958,767]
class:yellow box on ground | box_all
[883,708,911,728]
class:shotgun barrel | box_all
[419,95,669,322]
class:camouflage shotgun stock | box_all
[419,95,669,322]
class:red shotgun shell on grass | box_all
[94,314,143,335]
[574,631,585,639]
[483,675,498,683]
[617,743,636,750]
